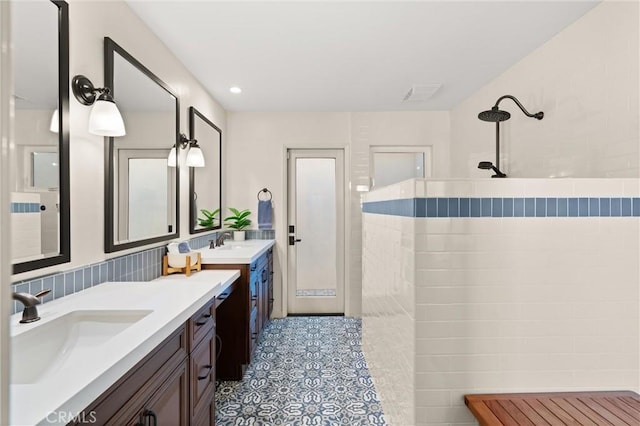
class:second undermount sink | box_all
[11,310,152,385]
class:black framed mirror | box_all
[189,107,222,234]
[12,0,70,274]
[104,37,179,253]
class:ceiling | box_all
[126,1,600,112]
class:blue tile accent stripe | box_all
[362,197,640,218]
[361,199,416,217]
[11,202,41,213]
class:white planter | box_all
[233,230,246,241]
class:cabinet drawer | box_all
[190,333,215,421]
[188,299,215,350]
[215,285,233,309]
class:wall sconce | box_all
[49,109,59,133]
[71,75,126,137]
[167,134,205,168]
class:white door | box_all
[287,149,344,314]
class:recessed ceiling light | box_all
[229,86,242,94]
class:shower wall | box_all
[362,178,640,426]
[450,1,639,179]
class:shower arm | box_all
[494,95,544,120]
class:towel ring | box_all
[257,188,272,201]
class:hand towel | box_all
[258,200,273,230]
[178,241,191,253]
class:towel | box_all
[258,200,273,230]
[178,241,191,253]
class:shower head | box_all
[478,161,507,178]
[478,107,511,122]
[478,95,544,122]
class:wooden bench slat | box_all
[539,398,584,426]
[550,398,599,426]
[471,403,505,426]
[498,400,537,426]
[579,397,633,426]
[565,398,614,425]
[522,399,565,426]
[619,396,640,413]
[486,400,519,425]
[589,398,637,425]
[465,391,640,426]
[511,399,552,426]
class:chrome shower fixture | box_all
[478,95,544,178]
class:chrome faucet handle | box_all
[12,289,51,323]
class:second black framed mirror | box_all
[189,107,222,234]
[104,37,180,252]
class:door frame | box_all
[279,145,351,317]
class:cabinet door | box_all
[141,360,189,426]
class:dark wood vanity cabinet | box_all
[204,246,273,380]
[73,296,220,426]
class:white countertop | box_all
[197,239,275,264]
[10,269,240,426]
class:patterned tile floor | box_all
[215,316,387,425]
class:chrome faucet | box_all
[12,289,51,323]
[216,232,232,247]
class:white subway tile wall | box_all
[362,212,416,426]
[362,178,640,426]
[450,1,639,179]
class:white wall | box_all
[226,111,449,317]
[0,2,12,422]
[362,178,640,426]
[12,0,226,282]
[450,1,639,179]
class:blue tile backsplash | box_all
[10,229,275,315]
[362,197,640,218]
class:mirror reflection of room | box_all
[110,46,177,245]
[11,0,60,264]
[190,107,221,233]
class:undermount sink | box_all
[11,310,151,385]
[215,244,244,251]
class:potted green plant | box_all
[224,208,252,241]
[198,208,220,228]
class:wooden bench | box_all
[464,391,640,425]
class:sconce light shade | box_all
[88,93,126,137]
[186,146,205,168]
[167,147,177,167]
[49,109,59,133]
[72,75,126,137]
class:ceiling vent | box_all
[403,84,442,102]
